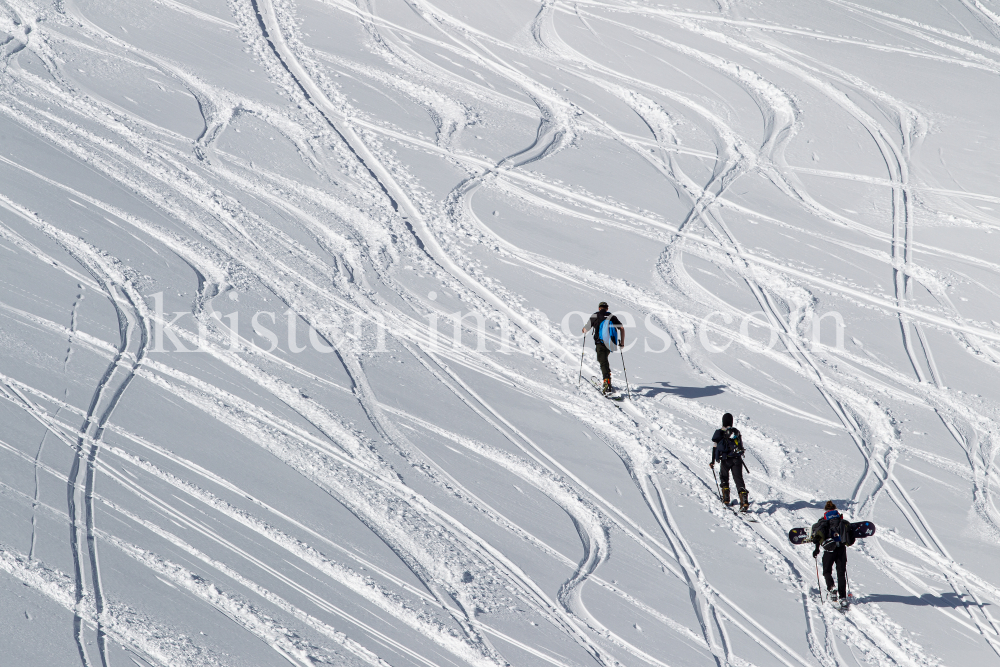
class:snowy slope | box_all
[2,0,1000,665]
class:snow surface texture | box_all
[1,0,999,665]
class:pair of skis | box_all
[816,573,853,611]
[587,375,625,402]
[711,464,756,521]
[578,335,631,400]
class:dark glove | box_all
[709,461,715,469]
[812,546,820,558]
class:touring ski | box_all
[718,496,758,522]
[589,376,624,401]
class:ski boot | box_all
[738,489,750,513]
[839,597,850,611]
[602,378,612,395]
[721,485,730,505]
[827,588,838,602]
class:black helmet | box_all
[598,301,609,309]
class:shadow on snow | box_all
[859,592,984,609]
[754,499,856,514]
[636,382,726,399]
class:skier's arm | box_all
[582,315,595,335]
[810,523,824,557]
[709,430,723,467]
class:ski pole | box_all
[711,463,721,500]
[619,347,632,400]
[578,335,586,386]
[816,555,824,603]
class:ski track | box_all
[1,0,1000,666]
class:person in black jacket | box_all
[582,301,623,394]
[811,501,853,609]
[710,413,749,511]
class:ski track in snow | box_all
[1,0,1000,665]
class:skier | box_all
[710,413,749,511]
[582,301,624,394]
[811,501,853,609]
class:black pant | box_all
[718,457,746,493]
[596,342,612,381]
[823,546,847,598]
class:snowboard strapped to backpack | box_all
[789,521,874,545]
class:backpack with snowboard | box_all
[788,518,876,546]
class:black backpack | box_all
[813,512,853,551]
[715,428,744,460]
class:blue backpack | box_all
[598,317,620,349]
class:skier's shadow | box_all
[755,499,854,514]
[859,592,980,609]
[637,382,726,399]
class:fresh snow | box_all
[1,0,1000,665]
